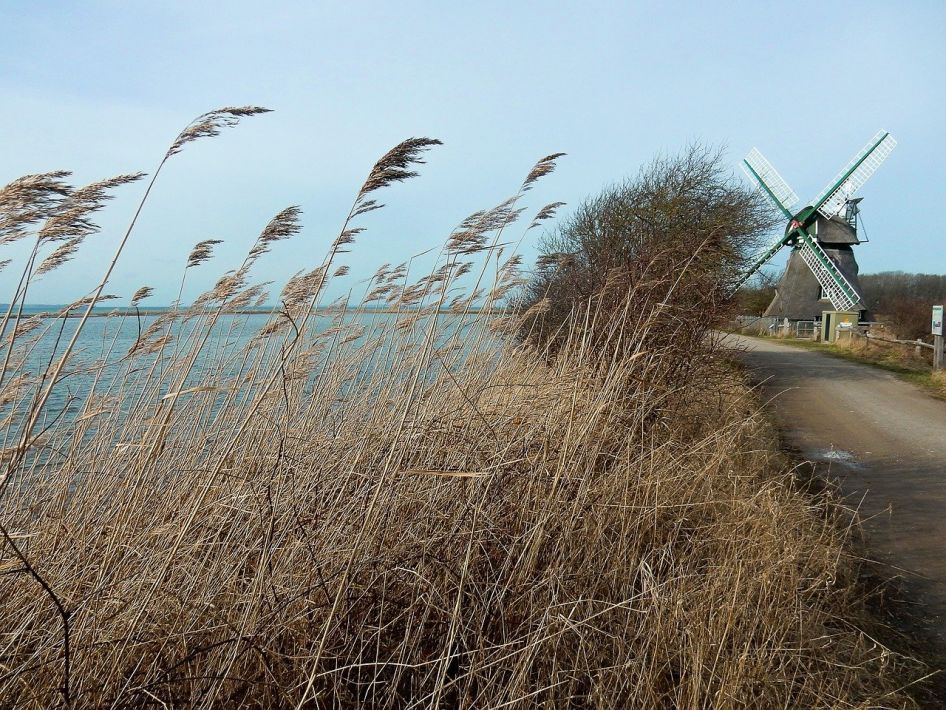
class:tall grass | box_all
[0,111,922,707]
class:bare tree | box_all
[518,144,775,361]
[861,271,946,339]
[736,270,778,317]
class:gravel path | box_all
[724,333,946,646]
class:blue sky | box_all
[2,1,945,305]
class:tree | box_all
[517,145,775,361]
[860,271,946,339]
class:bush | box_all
[517,145,774,364]
[735,271,777,317]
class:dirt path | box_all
[724,333,946,647]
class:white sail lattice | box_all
[815,131,897,219]
[744,148,799,213]
[798,239,861,311]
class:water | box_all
[0,306,495,444]
[0,310,273,443]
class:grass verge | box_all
[735,332,946,399]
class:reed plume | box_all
[34,237,82,276]
[0,171,72,245]
[247,206,302,262]
[521,152,566,191]
[186,238,224,268]
[166,106,272,158]
[37,173,146,244]
[357,138,443,199]
[130,286,154,306]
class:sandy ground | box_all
[724,333,946,645]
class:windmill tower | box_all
[737,130,897,320]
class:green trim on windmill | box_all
[742,159,792,220]
[734,130,896,310]
[811,131,890,216]
[794,227,861,305]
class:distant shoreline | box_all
[2,305,489,318]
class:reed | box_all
[0,113,923,708]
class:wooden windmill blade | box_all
[733,148,799,291]
[795,229,863,311]
[734,130,896,315]
[812,130,897,219]
[743,148,799,218]
[733,233,791,292]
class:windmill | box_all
[737,130,897,320]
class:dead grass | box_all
[834,335,931,371]
[0,111,927,707]
[931,371,946,397]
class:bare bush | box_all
[735,270,778,317]
[517,145,775,365]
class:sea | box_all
[0,305,491,438]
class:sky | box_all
[2,0,945,305]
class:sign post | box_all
[933,305,944,371]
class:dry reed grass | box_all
[834,333,933,372]
[932,370,946,396]
[0,110,924,708]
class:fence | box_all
[731,315,778,335]
[730,316,815,339]
[792,320,816,338]
[732,313,946,371]
[836,328,936,358]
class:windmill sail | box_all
[733,234,790,291]
[796,234,862,311]
[813,131,897,219]
[732,148,800,290]
[743,148,799,216]
[734,131,893,315]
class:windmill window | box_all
[819,285,828,300]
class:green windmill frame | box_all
[737,130,897,312]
